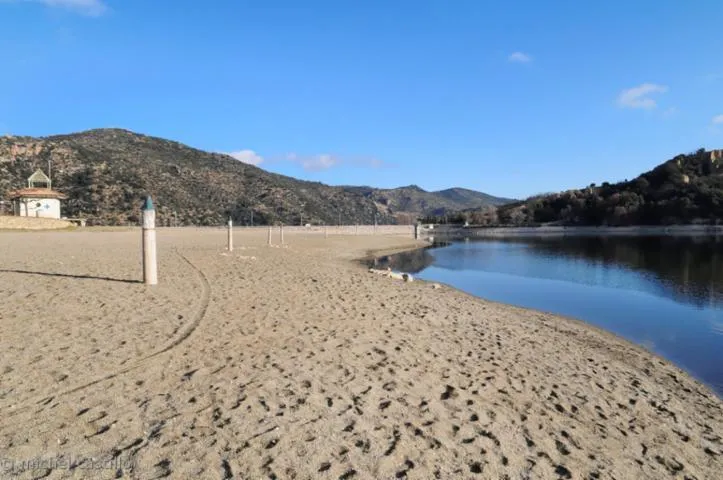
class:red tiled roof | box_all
[8,188,68,200]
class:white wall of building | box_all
[13,198,62,219]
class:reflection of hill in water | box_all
[463,236,722,309]
[369,243,449,273]
[514,236,723,309]
[380,236,723,309]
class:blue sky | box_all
[1,0,722,199]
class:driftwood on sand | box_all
[369,267,414,282]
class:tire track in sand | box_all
[143,250,211,360]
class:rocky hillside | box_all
[494,148,723,226]
[0,129,509,226]
[435,187,514,208]
[342,185,513,219]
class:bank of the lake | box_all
[422,224,723,237]
[0,229,720,479]
[375,235,723,397]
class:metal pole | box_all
[142,196,158,285]
[227,217,233,252]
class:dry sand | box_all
[0,228,720,480]
[0,216,73,230]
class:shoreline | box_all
[358,244,722,400]
[427,225,723,237]
[0,229,720,479]
[424,278,721,398]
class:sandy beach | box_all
[0,228,720,480]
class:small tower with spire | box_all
[28,169,52,189]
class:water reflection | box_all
[371,241,449,273]
[469,236,723,309]
[376,235,723,396]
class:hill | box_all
[341,185,513,219]
[435,187,514,208]
[0,129,510,226]
[493,149,723,226]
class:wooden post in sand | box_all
[325,225,328,239]
[227,218,233,252]
[267,225,272,246]
[142,196,158,285]
[414,223,420,240]
[280,224,284,245]
[355,224,358,235]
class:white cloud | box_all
[617,83,668,109]
[366,158,384,168]
[300,154,338,171]
[1,0,107,16]
[228,150,263,166]
[712,114,723,125]
[508,52,532,63]
[663,107,678,118]
[280,153,385,171]
[348,157,385,168]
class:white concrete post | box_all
[280,224,284,245]
[227,218,233,252]
[142,196,158,285]
[267,226,272,246]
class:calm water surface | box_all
[374,236,723,396]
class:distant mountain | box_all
[342,185,514,219]
[494,148,723,226]
[0,129,511,226]
[435,187,515,208]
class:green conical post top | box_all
[142,196,154,211]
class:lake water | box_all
[372,236,723,397]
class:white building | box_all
[9,169,67,219]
